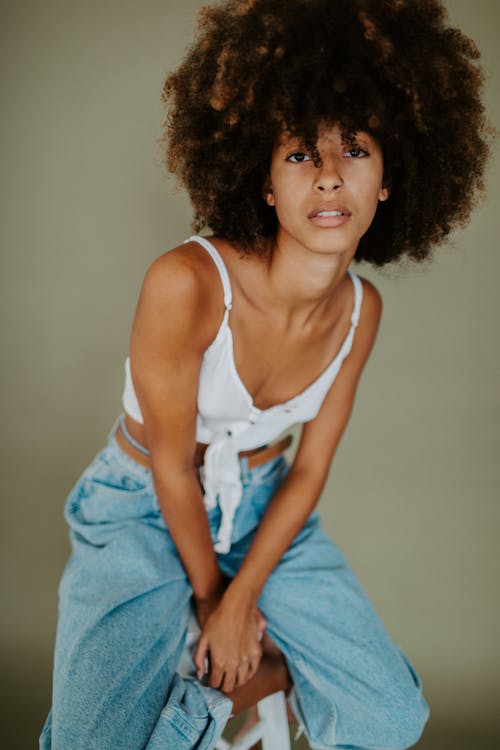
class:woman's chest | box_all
[226,285,352,412]
[205,239,357,413]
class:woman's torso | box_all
[124,235,364,451]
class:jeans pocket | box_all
[73,455,156,525]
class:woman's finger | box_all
[256,608,267,636]
[248,649,262,681]
[221,668,237,694]
[208,654,226,689]
[253,637,264,673]
[193,636,209,679]
[235,660,251,688]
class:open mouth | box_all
[309,207,351,218]
[309,207,351,226]
[316,210,346,217]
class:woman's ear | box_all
[379,184,390,202]
[262,178,275,206]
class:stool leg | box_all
[214,737,232,750]
[219,692,291,750]
[258,690,291,750]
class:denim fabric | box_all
[40,414,430,749]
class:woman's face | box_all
[265,123,389,259]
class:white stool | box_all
[178,610,292,750]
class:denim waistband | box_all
[105,412,288,553]
[103,414,154,485]
[110,412,277,479]
[116,413,152,456]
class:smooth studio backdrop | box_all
[1,1,498,748]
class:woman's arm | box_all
[225,278,383,606]
[130,249,226,600]
[129,247,264,690]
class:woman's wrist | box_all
[193,572,230,605]
[223,571,261,608]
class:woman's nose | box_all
[314,160,343,191]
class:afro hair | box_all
[161,0,491,266]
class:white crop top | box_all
[122,235,363,552]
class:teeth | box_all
[316,210,343,217]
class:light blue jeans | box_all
[40,414,429,749]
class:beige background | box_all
[1,1,498,748]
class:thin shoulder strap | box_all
[184,235,233,310]
[347,270,363,328]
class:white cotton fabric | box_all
[122,235,363,552]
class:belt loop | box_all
[117,414,152,456]
[107,413,123,442]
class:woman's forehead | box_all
[275,124,375,148]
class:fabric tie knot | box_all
[201,433,244,553]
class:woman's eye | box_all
[286,152,311,163]
[345,146,368,158]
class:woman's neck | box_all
[257,232,355,332]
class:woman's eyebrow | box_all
[280,139,309,151]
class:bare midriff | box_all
[123,412,208,458]
[123,412,150,452]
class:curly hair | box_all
[161,0,490,266]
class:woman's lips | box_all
[309,209,351,228]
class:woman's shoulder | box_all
[144,239,226,301]
[349,273,383,344]
[137,239,231,350]
[351,273,382,310]
[148,235,259,302]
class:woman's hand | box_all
[194,583,227,632]
[193,589,266,693]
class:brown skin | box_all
[267,125,389,264]
[127,127,383,707]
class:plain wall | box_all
[1,1,498,747]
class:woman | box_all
[40,1,489,748]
